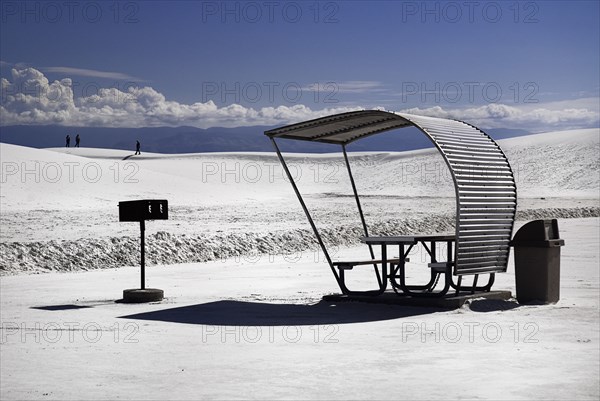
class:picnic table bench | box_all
[331,234,495,297]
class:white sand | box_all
[1,217,598,400]
[1,128,599,399]
[1,129,598,273]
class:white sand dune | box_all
[0,128,598,273]
[0,128,599,400]
[0,217,598,400]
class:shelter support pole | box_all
[270,138,342,289]
[342,145,382,286]
[140,220,145,290]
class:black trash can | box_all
[510,219,565,304]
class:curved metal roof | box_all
[266,110,517,275]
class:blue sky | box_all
[1,0,599,130]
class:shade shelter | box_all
[265,111,517,297]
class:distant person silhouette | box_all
[65,134,70,147]
[75,134,80,148]
[135,140,141,155]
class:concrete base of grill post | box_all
[122,288,164,303]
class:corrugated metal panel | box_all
[266,110,517,276]
[398,113,516,275]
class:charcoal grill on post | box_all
[118,199,168,303]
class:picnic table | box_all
[362,234,455,296]
[331,234,454,296]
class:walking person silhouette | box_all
[75,134,80,148]
[65,134,70,147]
[135,140,141,155]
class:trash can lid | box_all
[510,219,565,247]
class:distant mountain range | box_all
[0,124,532,153]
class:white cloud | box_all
[399,102,599,131]
[1,67,598,131]
[1,67,360,128]
[303,80,386,94]
[42,66,143,81]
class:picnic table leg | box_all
[450,273,495,292]
[389,244,404,290]
[455,275,462,296]
[397,240,451,297]
[431,240,451,296]
[379,244,388,294]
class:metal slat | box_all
[457,240,511,247]
[444,149,506,158]
[455,264,507,275]
[460,196,517,202]
[458,244,510,252]
[460,213,516,217]
[445,150,506,160]
[459,225,513,232]
[458,219,513,227]
[437,138,498,148]
[458,253,509,261]
[459,219,515,225]
[458,231,512,238]
[441,143,500,152]
[454,171,512,178]
[458,256,508,265]
[460,219,515,225]
[458,233,512,241]
[451,163,511,170]
[459,193,516,198]
[458,184,516,190]
[460,233,512,240]
[448,156,508,165]
[457,180,515,186]
[459,223,514,230]
[458,251,508,259]
[460,203,516,209]
[460,211,516,217]
[455,169,513,175]
[428,130,490,139]
[428,127,490,136]
[460,213,515,220]
[458,239,511,246]
[448,158,509,166]
[455,171,513,177]
[422,124,483,134]
[433,135,494,145]
[459,205,516,209]
[457,259,507,268]
[459,226,514,233]
[441,142,500,151]
[457,245,510,253]
[456,175,514,181]
[460,201,516,206]
[460,206,516,211]
[457,173,514,179]
[433,133,494,142]
[460,198,516,204]
[459,189,516,195]
[447,153,507,162]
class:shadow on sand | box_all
[31,304,93,311]
[467,299,521,312]
[119,300,445,326]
